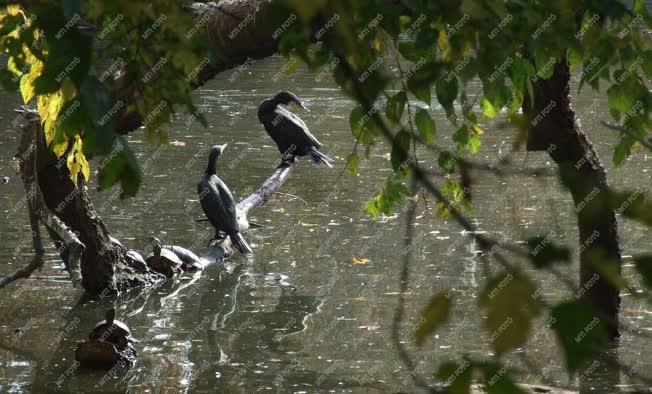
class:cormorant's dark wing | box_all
[274,106,322,149]
[197,175,239,233]
[214,177,239,232]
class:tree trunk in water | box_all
[25,114,162,295]
[523,59,621,340]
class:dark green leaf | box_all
[54,99,87,141]
[526,236,570,268]
[480,362,526,394]
[386,90,407,124]
[97,138,142,197]
[414,108,435,144]
[612,138,632,165]
[550,301,609,374]
[391,129,411,170]
[436,75,458,116]
[436,360,472,394]
[453,125,470,152]
[350,105,377,146]
[415,290,452,346]
[438,151,456,172]
[408,78,431,105]
[607,83,632,115]
[33,73,60,94]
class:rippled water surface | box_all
[1,55,651,392]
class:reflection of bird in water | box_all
[258,91,334,166]
[222,285,322,354]
[197,145,252,254]
[268,286,323,345]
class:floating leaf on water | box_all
[352,256,370,265]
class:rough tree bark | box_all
[25,112,163,294]
[114,1,283,133]
[523,59,622,340]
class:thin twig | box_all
[393,178,441,392]
[274,192,309,206]
[601,120,652,151]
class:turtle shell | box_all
[146,248,183,277]
[89,319,135,350]
[126,250,146,265]
[126,250,148,271]
[164,245,206,271]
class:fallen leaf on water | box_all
[301,222,319,227]
[273,208,285,213]
[170,140,186,146]
[352,256,370,265]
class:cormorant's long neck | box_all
[205,155,218,175]
[268,97,285,110]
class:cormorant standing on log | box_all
[258,91,334,166]
[197,144,253,254]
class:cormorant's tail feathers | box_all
[307,150,334,167]
[231,232,253,255]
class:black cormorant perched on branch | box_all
[258,91,334,166]
[197,144,253,254]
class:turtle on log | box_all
[89,308,138,350]
[146,237,183,277]
[75,308,138,368]
[162,244,207,271]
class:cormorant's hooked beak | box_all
[220,143,228,151]
[295,100,310,112]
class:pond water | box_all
[0,55,651,393]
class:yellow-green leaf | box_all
[20,58,43,104]
[478,271,543,354]
[67,135,90,184]
[7,4,21,16]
